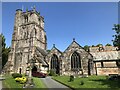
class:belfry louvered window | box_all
[71,52,81,70]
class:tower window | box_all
[116,60,120,67]
[101,62,104,67]
[24,15,28,23]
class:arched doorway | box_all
[32,66,37,73]
[71,51,81,70]
[51,54,60,74]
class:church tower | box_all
[4,7,47,74]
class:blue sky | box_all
[2,2,118,51]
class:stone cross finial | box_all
[33,5,36,12]
[73,38,75,41]
[53,44,55,48]
[22,5,24,11]
[26,8,28,12]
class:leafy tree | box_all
[112,24,120,74]
[91,45,95,47]
[47,50,51,53]
[112,24,120,50]
[105,43,112,46]
[83,45,90,52]
[96,44,103,47]
[1,34,10,68]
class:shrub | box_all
[22,73,27,76]
[80,81,84,85]
[69,75,74,82]
[108,75,120,81]
[12,73,22,78]
[55,74,59,77]
[20,77,27,84]
[49,70,56,76]
[15,77,20,82]
[15,77,27,84]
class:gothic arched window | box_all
[71,51,81,70]
[51,54,59,69]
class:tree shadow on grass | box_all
[89,78,120,88]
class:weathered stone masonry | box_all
[3,8,120,76]
[4,8,48,74]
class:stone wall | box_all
[96,68,119,75]
[94,61,119,75]
[46,45,62,74]
[3,8,47,74]
[47,40,94,76]
[3,8,120,76]
[89,46,120,75]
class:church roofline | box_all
[16,9,22,11]
[63,38,83,53]
[22,10,40,16]
[93,59,120,62]
[50,44,62,54]
[63,38,93,57]
[16,7,41,18]
[35,46,47,56]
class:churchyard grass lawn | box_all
[52,75,120,89]
[3,75,46,89]
[3,75,23,89]
[33,77,46,88]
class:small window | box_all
[116,60,120,67]
[101,62,104,67]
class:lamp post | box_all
[24,32,35,88]
[28,56,36,78]
[29,59,32,78]
[19,50,22,74]
[26,32,32,77]
[24,58,35,88]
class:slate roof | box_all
[90,51,120,61]
[35,47,47,56]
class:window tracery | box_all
[71,51,81,70]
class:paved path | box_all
[0,80,2,90]
[0,76,5,90]
[41,76,71,90]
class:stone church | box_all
[3,8,120,76]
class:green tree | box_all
[96,44,103,47]
[112,24,120,74]
[105,43,112,46]
[83,45,90,52]
[91,45,95,47]
[47,50,51,53]
[1,34,10,68]
[112,24,120,50]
